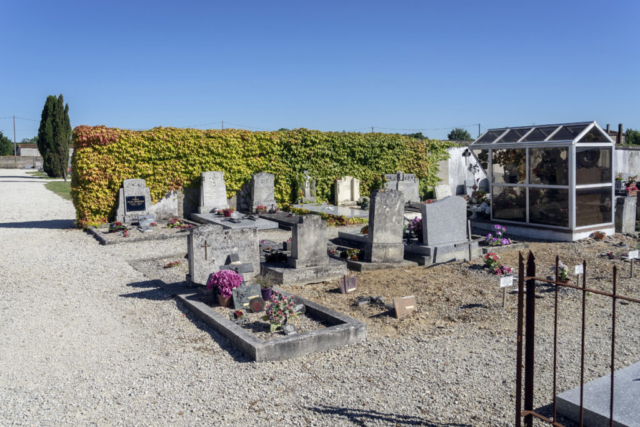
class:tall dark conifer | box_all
[37,94,71,179]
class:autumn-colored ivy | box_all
[71,126,453,228]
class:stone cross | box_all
[201,240,211,260]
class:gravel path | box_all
[1,169,638,426]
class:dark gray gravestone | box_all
[232,284,263,310]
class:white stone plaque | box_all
[499,275,514,288]
[629,250,639,260]
[574,265,584,275]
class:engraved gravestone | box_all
[232,284,263,310]
[394,295,417,319]
[288,215,329,268]
[335,176,360,206]
[250,172,277,213]
[365,189,405,263]
[384,171,420,203]
[116,179,152,223]
[338,275,358,294]
[199,171,229,213]
[188,224,260,285]
[421,196,467,246]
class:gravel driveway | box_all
[1,169,637,426]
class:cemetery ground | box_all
[1,169,639,426]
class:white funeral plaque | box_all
[629,250,639,260]
[500,275,514,288]
[574,264,584,275]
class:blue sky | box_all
[1,0,639,141]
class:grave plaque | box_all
[232,284,263,310]
[574,265,584,275]
[499,275,514,288]
[116,178,152,223]
[629,250,639,259]
[393,296,417,319]
[126,196,146,212]
[282,325,297,335]
[338,275,358,294]
[249,297,265,313]
[219,263,254,274]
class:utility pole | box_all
[13,115,17,167]
[222,121,224,130]
[371,126,374,133]
[478,123,481,138]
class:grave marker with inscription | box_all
[116,179,152,223]
[384,171,420,204]
[250,172,277,213]
[365,189,405,263]
[335,176,360,206]
[232,284,263,311]
[199,171,229,213]
[393,296,416,319]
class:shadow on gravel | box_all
[0,219,76,229]
[306,405,471,426]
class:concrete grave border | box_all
[86,219,198,245]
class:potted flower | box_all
[233,310,245,320]
[109,221,128,233]
[484,253,500,270]
[206,270,243,307]
[626,184,638,197]
[615,173,624,192]
[555,261,569,284]
[256,275,274,301]
[262,291,297,332]
[360,225,369,235]
[255,205,268,214]
[484,224,511,246]
[222,208,235,218]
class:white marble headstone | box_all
[199,171,229,213]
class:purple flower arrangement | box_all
[485,224,511,246]
[206,270,243,298]
[262,291,298,332]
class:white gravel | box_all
[1,169,638,426]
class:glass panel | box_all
[492,149,526,184]
[529,147,568,185]
[548,124,588,141]
[579,126,610,143]
[475,130,506,144]
[492,186,526,222]
[520,126,560,142]
[576,187,613,227]
[472,149,489,172]
[576,147,612,185]
[495,128,532,143]
[529,188,569,227]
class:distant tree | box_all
[277,128,290,132]
[0,131,13,156]
[37,94,71,180]
[447,128,473,141]
[625,128,640,145]
[20,136,38,145]
[402,132,427,139]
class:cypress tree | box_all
[37,94,71,179]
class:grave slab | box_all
[191,212,279,230]
[292,203,369,219]
[557,361,640,427]
[333,256,418,272]
[262,259,348,286]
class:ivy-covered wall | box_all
[71,126,453,227]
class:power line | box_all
[373,123,480,132]
[14,116,39,122]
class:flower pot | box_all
[615,181,623,191]
[593,231,606,241]
[218,294,233,307]
[223,211,233,218]
[558,278,570,285]
[261,288,273,301]
[627,189,638,197]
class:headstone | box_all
[250,172,277,213]
[335,176,360,206]
[188,224,260,285]
[232,284,263,310]
[393,296,416,319]
[421,196,467,246]
[384,171,420,203]
[287,215,329,268]
[199,171,229,213]
[365,189,405,263]
[434,185,452,200]
[116,179,152,223]
[338,275,358,294]
[615,196,637,234]
[299,170,316,202]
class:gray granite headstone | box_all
[365,189,405,263]
[421,196,467,246]
[287,215,329,268]
[232,284,262,310]
[250,172,277,213]
[188,224,260,285]
[116,179,152,223]
[199,171,229,213]
[384,171,420,203]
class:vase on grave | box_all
[218,294,233,307]
[261,288,273,302]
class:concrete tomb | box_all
[365,189,405,263]
[199,171,229,213]
[335,176,360,206]
[384,171,420,204]
[116,178,152,223]
[188,224,260,285]
[250,172,277,213]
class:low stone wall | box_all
[615,146,640,176]
[0,156,43,169]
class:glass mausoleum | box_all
[470,121,615,241]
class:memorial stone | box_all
[299,171,316,203]
[335,176,360,206]
[199,171,229,213]
[232,284,263,310]
[615,196,637,234]
[434,185,452,200]
[421,196,467,246]
[250,172,277,213]
[288,215,329,268]
[384,171,420,203]
[188,224,260,285]
[116,179,152,223]
[365,189,405,263]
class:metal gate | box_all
[515,251,640,427]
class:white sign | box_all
[574,265,584,275]
[629,250,639,260]
[500,275,514,288]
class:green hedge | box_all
[71,126,452,227]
